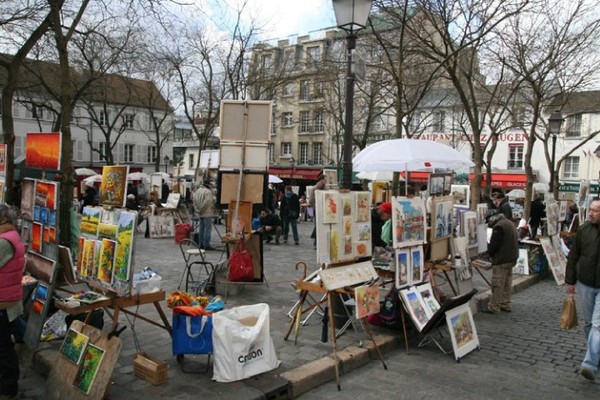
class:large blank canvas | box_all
[219,143,269,171]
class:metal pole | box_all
[550,133,557,193]
[342,34,356,190]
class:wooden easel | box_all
[285,262,388,390]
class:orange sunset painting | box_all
[25,133,61,170]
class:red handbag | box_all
[228,239,254,282]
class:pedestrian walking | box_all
[565,198,600,381]
[280,186,300,245]
[485,209,519,313]
[0,205,25,399]
[193,179,216,250]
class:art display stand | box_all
[285,260,388,390]
[45,320,122,400]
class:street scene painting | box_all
[410,245,424,285]
[399,286,429,332]
[539,237,565,285]
[417,282,440,318]
[445,303,480,361]
[431,196,453,240]
[395,248,410,287]
[391,196,427,248]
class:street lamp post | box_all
[164,155,170,173]
[548,111,563,194]
[332,0,372,190]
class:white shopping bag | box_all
[212,303,280,382]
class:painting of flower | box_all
[355,192,370,222]
[98,239,116,283]
[99,166,129,207]
[25,132,61,170]
[60,328,89,365]
[355,285,380,319]
[73,344,105,394]
[323,192,339,224]
[114,211,136,282]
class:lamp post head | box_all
[164,155,170,164]
[548,110,563,137]
[332,0,373,34]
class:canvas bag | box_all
[228,239,254,282]
[172,312,213,355]
[560,295,577,330]
[212,303,280,382]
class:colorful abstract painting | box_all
[60,328,89,365]
[81,207,102,235]
[31,222,43,253]
[25,132,61,170]
[73,344,105,394]
[98,239,116,283]
[355,285,380,319]
[114,211,136,282]
[99,166,129,207]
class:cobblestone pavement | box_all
[16,220,597,399]
[301,278,599,399]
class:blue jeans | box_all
[282,216,299,243]
[578,282,600,372]
[196,217,213,249]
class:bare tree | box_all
[497,0,600,215]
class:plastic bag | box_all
[172,313,213,355]
[560,295,577,330]
[212,303,280,382]
[227,239,254,282]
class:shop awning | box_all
[398,171,431,182]
[469,172,528,188]
[269,167,322,180]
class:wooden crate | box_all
[133,353,168,385]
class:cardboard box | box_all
[133,352,168,385]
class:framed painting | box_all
[513,248,529,275]
[354,285,380,319]
[409,245,424,285]
[323,169,338,189]
[443,175,453,193]
[73,344,105,394]
[431,196,453,241]
[113,211,137,282]
[97,239,116,284]
[25,132,62,170]
[445,303,480,361]
[545,200,559,236]
[20,178,35,221]
[340,193,353,217]
[99,165,129,207]
[399,286,429,332]
[577,181,589,207]
[428,173,445,196]
[31,222,43,253]
[45,181,58,210]
[462,211,478,249]
[476,203,488,225]
[450,184,470,207]
[355,192,370,222]
[25,251,56,282]
[81,207,102,236]
[97,223,117,239]
[391,196,427,249]
[323,192,339,224]
[34,181,48,207]
[60,328,89,365]
[539,237,565,285]
[416,282,440,318]
[395,248,410,288]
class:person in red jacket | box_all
[0,205,25,399]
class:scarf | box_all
[0,223,15,235]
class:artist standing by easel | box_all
[0,205,25,399]
[309,173,327,247]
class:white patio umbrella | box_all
[268,174,283,184]
[353,139,474,172]
[356,171,402,181]
[74,167,97,176]
[127,172,150,181]
[83,174,102,185]
[506,189,526,198]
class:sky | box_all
[236,0,338,41]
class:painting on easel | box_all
[99,165,129,207]
[113,211,136,283]
[354,285,380,319]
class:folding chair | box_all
[178,239,215,295]
[417,288,478,355]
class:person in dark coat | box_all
[161,181,170,203]
[528,194,545,239]
[80,183,97,212]
[492,192,512,220]
[372,202,392,250]
[280,186,300,245]
[258,209,282,244]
